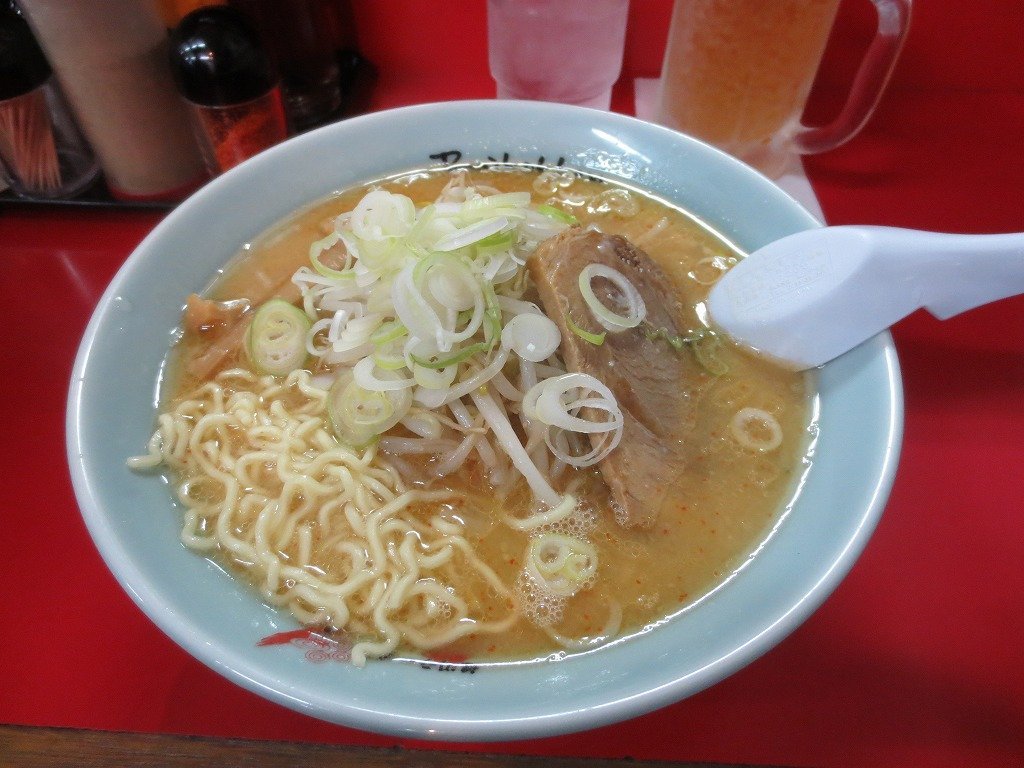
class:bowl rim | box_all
[66,99,903,741]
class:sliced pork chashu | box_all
[529,227,695,529]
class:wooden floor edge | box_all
[0,723,779,768]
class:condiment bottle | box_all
[157,0,224,28]
[169,6,288,175]
[227,0,344,132]
[16,0,208,201]
[0,2,98,199]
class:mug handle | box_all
[794,0,912,154]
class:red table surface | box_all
[2,1,1023,766]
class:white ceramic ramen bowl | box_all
[67,100,902,741]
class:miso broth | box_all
[153,165,813,664]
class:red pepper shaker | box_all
[168,6,288,176]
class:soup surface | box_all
[133,165,813,665]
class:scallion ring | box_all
[352,356,415,392]
[309,232,354,280]
[525,533,597,597]
[410,340,489,370]
[245,299,311,377]
[327,367,412,449]
[729,407,782,452]
[578,263,647,331]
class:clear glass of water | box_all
[487,0,630,110]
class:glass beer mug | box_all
[655,0,912,178]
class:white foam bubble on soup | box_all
[610,497,630,529]
[515,502,601,631]
[515,568,567,628]
[548,498,598,539]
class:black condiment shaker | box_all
[169,5,288,175]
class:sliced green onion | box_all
[525,533,597,597]
[370,319,406,346]
[373,344,409,371]
[643,324,685,350]
[642,322,728,374]
[245,299,310,376]
[412,361,458,390]
[407,254,485,348]
[353,356,415,392]
[433,217,510,252]
[327,368,411,449]
[692,333,729,376]
[309,232,353,280]
[410,340,489,370]
[461,192,531,222]
[371,322,409,371]
[578,263,646,331]
[373,354,407,371]
[411,251,445,284]
[467,191,531,209]
[528,373,622,436]
[393,262,444,345]
[730,407,782,451]
[350,189,416,240]
[565,314,606,345]
[537,203,577,225]
[404,202,438,244]
[474,229,516,254]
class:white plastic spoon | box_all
[706,225,1024,370]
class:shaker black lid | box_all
[0,2,52,100]
[169,5,277,107]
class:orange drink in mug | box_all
[656,0,911,178]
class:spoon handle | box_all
[874,227,1024,319]
[708,225,1024,370]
